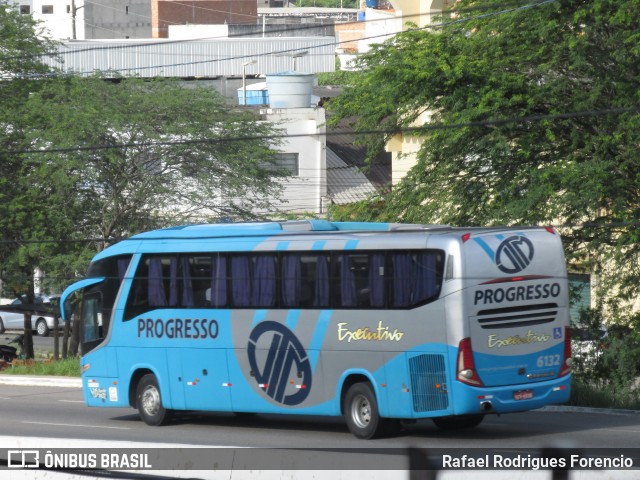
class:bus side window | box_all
[124,255,178,319]
[391,251,443,308]
[230,254,277,308]
[281,253,330,308]
[336,253,385,308]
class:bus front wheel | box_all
[136,374,173,426]
[344,382,397,439]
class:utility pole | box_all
[71,0,84,40]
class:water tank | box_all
[365,0,379,7]
[266,72,315,109]
[236,82,269,106]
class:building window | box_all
[274,153,299,176]
[261,153,300,176]
[42,5,54,14]
[20,5,31,14]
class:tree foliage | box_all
[21,76,286,245]
[328,0,640,316]
[1,4,287,332]
[4,75,288,298]
[0,3,61,356]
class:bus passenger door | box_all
[180,348,232,411]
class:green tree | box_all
[328,0,640,316]
[0,3,60,357]
[1,11,287,357]
[20,76,286,248]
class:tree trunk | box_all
[22,313,34,359]
[53,314,60,361]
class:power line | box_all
[5,1,536,60]
[5,105,637,156]
[3,0,557,78]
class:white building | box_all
[13,0,152,40]
[259,106,328,216]
[13,0,84,39]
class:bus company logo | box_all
[487,330,551,348]
[495,236,535,274]
[247,321,312,406]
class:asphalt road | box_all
[0,383,639,449]
[2,335,640,478]
[1,383,640,480]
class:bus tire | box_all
[432,414,484,430]
[136,374,173,426]
[344,382,396,439]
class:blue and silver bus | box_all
[61,221,571,439]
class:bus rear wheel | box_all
[432,414,485,430]
[136,374,173,426]
[344,382,398,439]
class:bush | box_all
[570,306,640,409]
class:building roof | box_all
[315,85,391,193]
[44,38,336,78]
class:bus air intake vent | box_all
[476,303,558,329]
[408,354,449,412]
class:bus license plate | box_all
[513,390,533,401]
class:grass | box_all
[569,377,640,410]
[1,356,81,377]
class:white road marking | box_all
[22,421,130,430]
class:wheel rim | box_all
[350,393,372,429]
[37,322,45,335]
[141,385,161,416]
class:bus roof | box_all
[129,220,449,239]
[92,221,555,261]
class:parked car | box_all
[0,295,58,337]
[571,326,607,370]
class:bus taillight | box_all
[457,337,484,386]
[559,326,572,377]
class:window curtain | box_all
[340,255,357,307]
[314,255,329,307]
[231,256,252,306]
[117,258,129,281]
[181,257,194,307]
[392,253,412,307]
[168,257,178,307]
[210,255,227,307]
[414,252,437,302]
[148,257,167,307]
[282,255,301,307]
[252,256,276,307]
[369,253,385,307]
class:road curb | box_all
[0,374,81,388]
[540,404,640,416]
